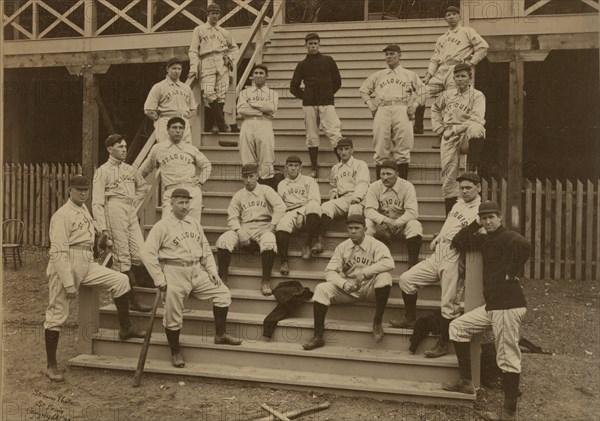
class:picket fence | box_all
[2,163,599,280]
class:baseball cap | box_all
[346,214,366,226]
[241,163,259,175]
[446,5,460,13]
[453,63,472,74]
[166,57,183,68]
[70,175,91,189]
[171,188,193,199]
[336,138,353,149]
[286,155,302,164]
[253,63,269,73]
[167,116,186,128]
[305,32,320,42]
[380,160,398,172]
[105,134,125,148]
[383,44,401,53]
[478,200,501,216]
[456,171,481,184]
[207,3,221,12]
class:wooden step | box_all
[69,354,474,405]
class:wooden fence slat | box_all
[41,164,50,247]
[501,177,508,224]
[22,165,29,245]
[554,180,563,280]
[29,164,35,245]
[64,164,71,202]
[597,180,600,280]
[3,165,8,222]
[585,180,594,280]
[16,164,22,239]
[524,179,533,278]
[544,179,552,279]
[10,164,17,237]
[50,164,57,217]
[57,164,64,207]
[482,178,488,201]
[35,164,42,245]
[534,179,542,279]
[492,178,498,204]
[565,179,573,279]
[575,180,584,280]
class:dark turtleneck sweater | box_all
[290,52,342,106]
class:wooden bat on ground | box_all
[132,288,162,387]
[251,402,331,421]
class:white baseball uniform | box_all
[189,22,238,104]
[399,196,481,319]
[92,157,149,272]
[322,156,370,219]
[138,141,211,223]
[44,200,130,331]
[141,213,231,330]
[431,86,486,199]
[276,174,321,233]
[216,184,286,252]
[364,178,423,241]
[359,65,426,165]
[237,85,278,180]
[144,77,197,144]
[313,235,394,306]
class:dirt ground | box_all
[2,247,599,421]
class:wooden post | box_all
[273,0,285,25]
[363,0,369,21]
[84,0,98,37]
[465,250,484,388]
[78,286,100,354]
[507,55,524,232]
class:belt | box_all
[379,100,408,107]
[70,243,93,251]
[445,59,463,65]
[160,259,201,267]
[166,182,197,190]
[200,51,224,58]
[107,196,134,205]
[244,116,273,121]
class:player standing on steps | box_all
[359,44,425,181]
[290,32,343,178]
[414,5,488,147]
[443,200,531,421]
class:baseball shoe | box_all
[46,366,65,382]
[480,409,517,421]
[388,318,416,329]
[432,140,441,149]
[301,244,312,260]
[119,326,146,341]
[171,353,185,368]
[311,237,323,255]
[441,378,475,394]
[130,301,152,313]
[261,280,273,296]
[424,339,448,358]
[214,334,242,346]
[310,166,318,178]
[211,126,219,135]
[280,260,290,275]
[302,337,325,350]
[372,322,384,343]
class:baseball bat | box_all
[132,288,162,387]
[252,402,330,421]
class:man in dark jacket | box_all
[442,200,531,421]
[290,32,343,178]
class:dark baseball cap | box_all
[286,155,302,164]
[305,32,320,42]
[453,63,472,74]
[383,44,401,53]
[346,214,366,226]
[479,200,501,216]
[456,171,481,184]
[380,160,398,172]
[207,3,221,12]
[105,134,125,148]
[241,163,259,175]
[446,5,460,14]
[336,138,353,149]
[171,188,192,199]
[166,57,183,68]
[253,63,269,73]
[167,116,186,128]
[70,175,91,189]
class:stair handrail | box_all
[236,0,286,95]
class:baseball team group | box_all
[43,4,531,420]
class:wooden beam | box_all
[507,55,524,232]
[465,250,484,388]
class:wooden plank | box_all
[491,178,498,205]
[42,164,50,246]
[554,180,563,280]
[534,179,542,279]
[597,180,600,281]
[481,177,488,201]
[585,180,594,280]
[10,163,17,226]
[28,164,35,245]
[544,179,552,279]
[524,179,532,278]
[22,164,29,245]
[507,57,524,232]
[15,163,22,238]
[501,177,508,225]
[35,163,42,245]
[57,163,64,207]
[565,180,573,279]
[50,164,57,217]
[575,180,584,280]
[3,165,8,222]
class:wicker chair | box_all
[2,219,24,270]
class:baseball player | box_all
[237,64,278,187]
[303,214,394,350]
[359,44,426,180]
[144,57,197,144]
[414,5,488,145]
[389,171,482,358]
[142,188,241,368]
[92,134,151,313]
[138,117,211,224]
[44,175,145,382]
[364,160,423,268]
[443,200,531,421]
[275,155,321,275]
[188,2,238,134]
[431,63,486,214]
[216,164,286,296]
[315,138,370,254]
[290,32,343,178]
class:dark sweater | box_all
[289,52,342,106]
[452,222,531,311]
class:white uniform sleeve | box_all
[236,90,258,117]
[91,168,107,232]
[265,187,286,226]
[187,84,197,112]
[48,213,76,289]
[467,28,489,65]
[138,146,157,178]
[428,37,443,75]
[227,192,243,231]
[225,29,238,64]
[364,184,386,224]
[396,182,419,226]
[325,245,348,289]
[411,71,427,107]
[307,177,321,208]
[358,73,376,96]
[141,224,167,288]
[351,161,371,201]
[469,90,486,126]
[188,26,201,71]
[133,168,150,209]
[430,95,446,135]
[194,150,212,184]
[143,84,161,112]
[362,241,395,278]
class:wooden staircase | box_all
[70,19,476,405]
